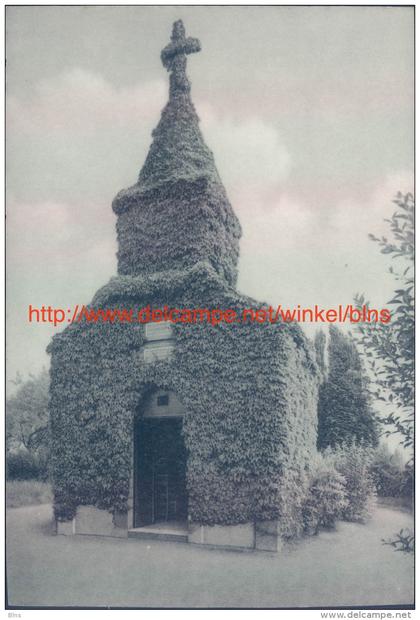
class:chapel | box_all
[48,20,319,551]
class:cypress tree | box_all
[317,325,379,450]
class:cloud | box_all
[200,111,292,201]
[8,68,292,209]
[7,69,167,205]
[237,170,414,313]
[8,68,167,133]
[7,68,293,274]
[7,197,116,274]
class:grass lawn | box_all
[6,503,414,608]
[6,480,52,509]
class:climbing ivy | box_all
[48,262,319,537]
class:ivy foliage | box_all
[113,178,241,287]
[48,262,319,534]
[112,67,241,287]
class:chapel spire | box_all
[113,19,221,194]
[112,20,241,286]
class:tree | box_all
[317,325,379,450]
[314,329,327,377]
[355,192,414,454]
[6,368,50,456]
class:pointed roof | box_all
[137,88,221,192]
[113,20,222,210]
[112,20,241,285]
[140,19,222,190]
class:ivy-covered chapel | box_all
[48,20,319,551]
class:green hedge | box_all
[7,449,48,481]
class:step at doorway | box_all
[128,520,188,543]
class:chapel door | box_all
[134,416,187,527]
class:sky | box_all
[6,6,414,394]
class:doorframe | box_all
[132,414,185,528]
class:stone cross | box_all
[161,20,201,95]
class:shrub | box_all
[332,441,376,523]
[303,454,348,534]
[6,449,48,481]
[370,445,407,498]
[400,463,414,499]
[6,480,52,508]
[6,369,50,454]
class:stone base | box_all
[255,520,282,552]
[188,522,254,549]
[189,521,281,551]
[189,521,280,551]
[56,518,75,535]
[56,506,128,538]
[56,511,281,551]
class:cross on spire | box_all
[161,20,201,95]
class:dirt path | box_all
[6,504,414,608]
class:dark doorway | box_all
[134,416,187,527]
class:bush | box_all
[6,449,48,481]
[6,480,52,508]
[370,445,407,498]
[400,463,414,499]
[6,369,50,454]
[332,441,376,523]
[303,454,348,534]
